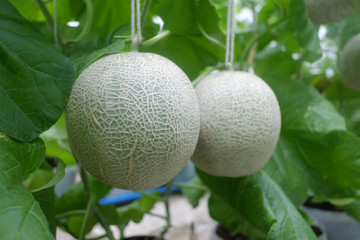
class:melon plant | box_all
[339,33,360,91]
[192,71,281,177]
[65,52,200,190]
[305,0,358,25]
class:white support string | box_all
[131,0,142,50]
[230,0,236,65]
[136,0,142,43]
[225,0,236,68]
[131,0,135,43]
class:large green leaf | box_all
[0,132,53,240]
[145,0,225,79]
[263,73,346,132]
[177,176,208,208]
[0,132,45,186]
[198,169,317,240]
[0,186,55,240]
[209,194,266,239]
[142,35,224,79]
[32,187,57,236]
[264,131,360,205]
[0,0,76,142]
[272,0,321,61]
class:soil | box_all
[304,198,343,212]
[216,222,324,240]
[124,236,158,240]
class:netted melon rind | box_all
[192,71,281,177]
[66,52,200,190]
[339,33,360,91]
[306,0,358,25]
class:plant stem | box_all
[198,23,226,49]
[174,183,208,192]
[141,0,152,31]
[79,166,115,240]
[93,205,115,240]
[160,179,174,239]
[141,30,171,47]
[35,0,54,28]
[75,0,94,41]
[79,193,96,240]
[246,0,258,69]
[56,210,87,219]
[239,17,289,71]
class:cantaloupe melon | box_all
[306,0,358,25]
[66,52,200,190]
[339,33,360,91]
[192,71,281,177]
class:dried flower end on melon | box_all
[306,0,358,25]
[339,34,360,91]
[192,71,281,177]
[66,52,200,190]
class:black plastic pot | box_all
[124,236,158,240]
[302,205,360,240]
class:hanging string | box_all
[136,0,142,43]
[225,0,236,68]
[131,0,142,51]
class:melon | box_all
[305,0,358,25]
[65,52,200,190]
[339,34,360,91]
[192,71,281,177]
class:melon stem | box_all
[79,166,115,240]
[160,179,174,239]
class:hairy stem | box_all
[78,193,96,240]
[35,0,54,28]
[141,0,152,31]
[246,0,259,69]
[239,17,289,71]
[93,205,115,240]
[76,0,94,41]
[174,183,209,192]
[160,179,174,239]
[56,210,87,219]
[141,30,171,47]
[79,167,115,240]
[198,23,226,49]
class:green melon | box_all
[66,52,200,190]
[339,34,360,91]
[192,71,281,177]
[306,0,358,25]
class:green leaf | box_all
[32,187,57,236]
[0,132,45,186]
[30,158,65,193]
[177,176,208,208]
[0,0,76,142]
[263,73,347,132]
[146,0,225,79]
[55,175,111,214]
[40,114,75,165]
[74,39,125,74]
[116,192,161,227]
[0,132,53,240]
[209,194,266,239]
[0,185,55,240]
[255,45,297,77]
[264,131,360,205]
[288,0,322,61]
[198,169,317,240]
[343,200,360,222]
[142,35,224,79]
